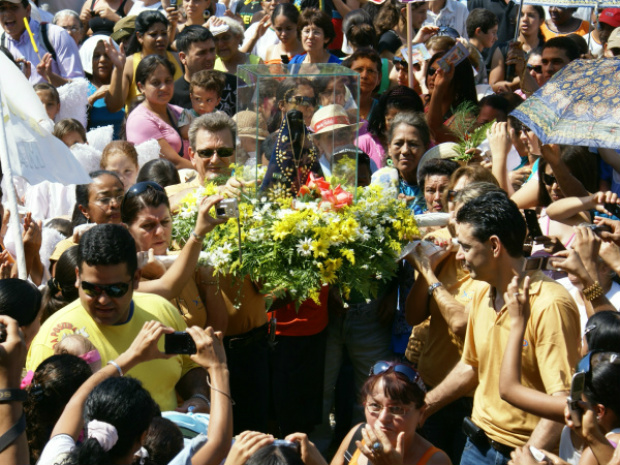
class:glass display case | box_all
[235,64,361,199]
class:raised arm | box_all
[104,39,127,113]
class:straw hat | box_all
[233,111,269,140]
[416,142,460,181]
[310,104,362,136]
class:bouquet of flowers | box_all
[171,174,419,308]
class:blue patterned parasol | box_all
[511,58,620,149]
[521,0,620,7]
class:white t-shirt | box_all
[584,32,603,58]
[37,434,75,465]
[242,24,279,61]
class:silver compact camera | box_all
[216,199,239,219]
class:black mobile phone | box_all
[170,0,178,9]
[0,323,6,343]
[568,371,586,428]
[164,332,196,354]
[272,440,300,453]
[523,209,543,239]
[605,203,620,219]
[281,54,290,64]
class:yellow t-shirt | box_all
[417,252,488,390]
[26,292,200,411]
[462,271,580,448]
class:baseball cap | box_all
[607,27,620,49]
[111,15,135,43]
[600,8,620,28]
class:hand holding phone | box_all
[567,371,586,428]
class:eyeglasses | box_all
[436,26,460,39]
[542,173,557,187]
[95,194,124,206]
[393,56,408,70]
[301,28,324,37]
[194,147,235,159]
[577,351,620,374]
[61,25,81,32]
[121,181,165,213]
[365,401,411,417]
[286,96,317,107]
[369,361,427,393]
[81,280,132,298]
[527,64,542,74]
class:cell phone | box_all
[582,223,612,235]
[568,371,586,428]
[216,199,239,219]
[529,446,547,463]
[281,54,290,65]
[522,256,562,272]
[170,0,177,9]
[0,323,6,343]
[164,332,197,354]
[524,209,543,239]
[605,203,620,219]
[90,9,98,16]
[272,439,300,452]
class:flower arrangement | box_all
[171,174,419,308]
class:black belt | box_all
[224,323,268,350]
[462,417,514,457]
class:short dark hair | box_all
[34,82,60,104]
[135,54,176,86]
[0,279,42,326]
[542,36,580,62]
[456,191,526,258]
[126,10,168,55]
[176,25,214,54]
[121,183,170,225]
[584,311,620,352]
[78,224,138,276]
[245,443,304,465]
[479,94,511,119]
[342,47,382,75]
[298,8,335,48]
[53,118,87,143]
[419,158,460,190]
[368,86,424,138]
[190,69,225,95]
[137,159,181,187]
[466,8,499,38]
[359,362,425,409]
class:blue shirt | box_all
[289,53,342,64]
[87,82,125,140]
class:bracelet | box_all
[189,393,211,407]
[191,231,206,243]
[583,281,605,301]
[206,376,235,405]
[428,282,443,295]
[0,389,26,403]
[107,360,123,377]
[0,412,26,454]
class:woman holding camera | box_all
[121,181,227,328]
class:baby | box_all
[54,334,102,372]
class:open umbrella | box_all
[521,0,620,7]
[510,58,620,149]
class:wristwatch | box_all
[428,282,443,295]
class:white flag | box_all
[0,53,91,186]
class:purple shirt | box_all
[4,18,84,84]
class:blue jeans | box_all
[460,438,511,465]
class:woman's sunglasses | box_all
[369,361,427,392]
[436,26,460,39]
[286,96,317,107]
[393,56,408,70]
[542,173,557,187]
[527,64,542,74]
[122,181,165,213]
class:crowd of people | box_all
[1,0,620,464]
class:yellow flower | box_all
[309,288,321,304]
[312,237,329,258]
[272,221,291,241]
[340,248,355,265]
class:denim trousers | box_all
[460,438,511,465]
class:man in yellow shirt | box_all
[27,224,210,413]
[423,192,580,465]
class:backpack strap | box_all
[40,22,57,62]
[343,424,364,464]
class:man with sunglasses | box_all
[423,192,580,465]
[27,224,211,414]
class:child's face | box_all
[190,87,221,115]
[36,89,60,120]
[104,152,139,191]
[61,130,85,148]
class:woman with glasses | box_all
[72,170,125,227]
[122,181,226,327]
[126,55,194,170]
[331,361,450,465]
[289,8,341,64]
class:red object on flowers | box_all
[299,173,353,210]
[307,173,331,192]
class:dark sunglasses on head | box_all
[286,96,317,107]
[542,173,557,187]
[195,147,235,159]
[527,64,542,74]
[437,26,460,39]
[122,181,165,213]
[393,56,408,70]
[369,361,427,392]
[81,280,131,298]
[577,351,620,375]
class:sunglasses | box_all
[393,56,408,70]
[577,351,620,374]
[195,147,235,159]
[527,64,542,74]
[369,361,427,393]
[122,181,165,213]
[437,26,460,39]
[286,96,317,107]
[542,173,557,187]
[81,280,132,298]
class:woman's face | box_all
[301,23,328,54]
[184,0,210,19]
[261,0,278,15]
[350,57,380,96]
[319,78,346,107]
[549,7,573,26]
[282,84,316,125]
[214,31,241,61]
[138,22,168,55]
[273,13,297,45]
[388,124,427,181]
[447,175,471,236]
[128,204,172,255]
[139,64,174,106]
[384,106,399,133]
[364,378,421,445]
[84,174,124,224]
[391,59,408,87]
[92,41,113,83]
[411,3,428,29]
[36,89,60,120]
[520,6,542,37]
[426,61,440,94]
[103,153,139,192]
[527,54,544,86]
[544,163,563,202]
[424,174,450,212]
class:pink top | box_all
[126,103,186,157]
[355,131,385,172]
